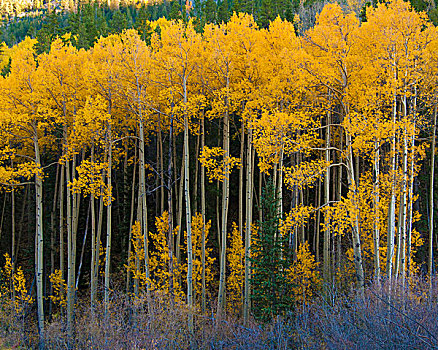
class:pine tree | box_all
[217,0,229,23]
[251,180,293,322]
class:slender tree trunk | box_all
[201,117,206,314]
[104,123,113,314]
[217,92,230,318]
[49,163,60,317]
[429,106,436,286]
[34,134,45,348]
[398,120,408,286]
[11,189,15,267]
[66,157,75,346]
[323,111,331,282]
[126,143,137,295]
[387,95,398,282]
[315,180,321,262]
[139,117,151,306]
[373,139,381,283]
[183,78,194,335]
[346,126,365,297]
[167,108,175,300]
[337,129,343,274]
[239,124,245,238]
[160,128,165,215]
[176,154,184,267]
[91,186,104,307]
[59,163,65,282]
[277,148,283,219]
[244,128,253,326]
[90,147,97,308]
[194,126,200,213]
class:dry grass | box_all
[2,278,438,349]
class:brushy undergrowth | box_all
[1,278,438,349]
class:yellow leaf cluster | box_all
[48,269,67,309]
[283,159,331,191]
[68,160,112,204]
[0,253,33,314]
[199,146,241,182]
[182,213,215,303]
[286,242,321,305]
[227,222,244,313]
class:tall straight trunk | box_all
[217,94,230,317]
[323,111,331,282]
[429,106,436,284]
[201,117,207,313]
[34,134,45,346]
[167,108,175,299]
[337,129,343,273]
[194,127,200,213]
[104,124,112,314]
[91,186,104,307]
[387,95,398,281]
[133,70,151,305]
[373,140,381,282]
[397,120,408,286]
[243,128,253,326]
[49,163,60,316]
[406,136,415,277]
[134,197,141,297]
[239,124,245,237]
[11,189,15,266]
[66,157,75,345]
[139,118,151,306]
[176,154,184,266]
[126,144,137,295]
[59,163,65,282]
[346,128,365,297]
[90,147,97,308]
[407,90,417,278]
[123,143,128,252]
[72,154,81,256]
[258,162,263,225]
[183,78,194,334]
[277,148,283,219]
[159,128,165,215]
[315,180,321,262]
[155,135,160,216]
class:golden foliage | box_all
[287,242,321,304]
[48,270,67,308]
[199,146,241,182]
[227,223,244,313]
[0,253,33,313]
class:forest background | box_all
[1,0,438,349]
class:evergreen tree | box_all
[217,0,230,23]
[169,0,183,20]
[258,0,275,28]
[35,11,61,54]
[109,10,128,33]
[135,5,153,43]
[251,180,294,322]
[203,0,217,23]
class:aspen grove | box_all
[1,0,438,347]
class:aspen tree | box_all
[154,18,202,335]
[0,39,46,347]
[118,29,154,305]
[38,38,91,342]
